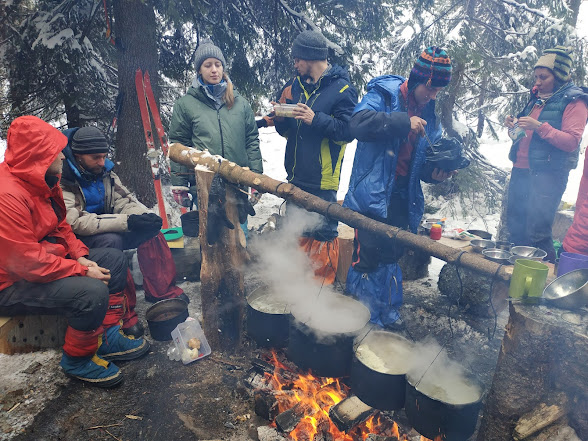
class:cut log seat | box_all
[0,315,67,354]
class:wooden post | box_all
[196,169,246,352]
[169,143,511,283]
[476,303,588,440]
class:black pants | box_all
[286,187,339,241]
[507,167,569,262]
[0,248,127,331]
[352,189,409,273]
[79,229,156,251]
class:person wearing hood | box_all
[168,39,263,224]
[504,46,588,263]
[343,47,455,328]
[60,126,187,338]
[274,30,358,285]
[0,116,149,388]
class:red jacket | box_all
[563,152,588,255]
[0,116,89,291]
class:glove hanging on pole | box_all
[235,189,256,224]
[207,174,234,245]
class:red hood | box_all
[5,116,67,192]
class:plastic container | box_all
[430,224,442,240]
[171,318,211,365]
[273,103,297,117]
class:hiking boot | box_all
[122,322,145,338]
[97,325,150,362]
[60,353,123,388]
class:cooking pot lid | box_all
[355,331,413,375]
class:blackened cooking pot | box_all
[405,373,483,441]
[351,331,413,410]
[288,292,370,378]
[145,298,189,341]
[246,286,290,348]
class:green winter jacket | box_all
[168,83,263,193]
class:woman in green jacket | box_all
[168,40,263,207]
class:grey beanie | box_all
[291,30,328,60]
[71,127,108,155]
[194,39,226,72]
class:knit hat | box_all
[194,39,226,72]
[408,46,452,89]
[535,46,573,83]
[291,30,328,60]
[71,127,109,155]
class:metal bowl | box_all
[494,241,513,251]
[482,248,512,263]
[467,230,492,240]
[511,246,547,261]
[542,268,588,310]
[470,239,496,253]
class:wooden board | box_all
[0,315,67,355]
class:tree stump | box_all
[476,303,588,440]
[196,170,246,352]
[398,248,431,281]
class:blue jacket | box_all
[343,75,442,233]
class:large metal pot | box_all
[405,373,483,441]
[542,268,588,310]
[246,286,290,348]
[351,331,412,410]
[288,292,370,378]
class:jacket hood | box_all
[366,75,406,96]
[323,64,351,83]
[61,127,114,184]
[4,116,67,192]
[187,82,241,107]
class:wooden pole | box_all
[169,143,511,283]
[196,169,246,351]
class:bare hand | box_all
[432,168,457,182]
[86,266,111,285]
[516,116,542,131]
[292,103,315,125]
[504,115,515,129]
[77,256,98,268]
[410,116,427,135]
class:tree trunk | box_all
[196,169,246,352]
[477,303,588,440]
[112,0,160,206]
[169,143,512,283]
[439,58,464,139]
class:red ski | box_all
[135,68,169,229]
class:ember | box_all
[254,352,410,441]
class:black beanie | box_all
[291,30,328,60]
[71,127,109,154]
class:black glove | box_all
[207,174,234,244]
[235,189,256,224]
[128,213,163,232]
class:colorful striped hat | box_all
[408,46,452,89]
[535,46,573,83]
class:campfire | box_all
[249,351,441,441]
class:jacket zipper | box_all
[217,110,225,159]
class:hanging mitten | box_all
[235,189,256,224]
[207,174,234,244]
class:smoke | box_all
[406,336,482,405]
[249,207,369,338]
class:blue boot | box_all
[97,325,150,362]
[60,353,123,388]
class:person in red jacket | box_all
[563,152,588,255]
[0,116,149,388]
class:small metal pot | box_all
[246,286,290,348]
[470,239,495,253]
[542,268,588,310]
[405,374,483,441]
[351,331,412,410]
[180,211,199,237]
[288,293,370,378]
[145,298,189,341]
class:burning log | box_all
[477,303,588,440]
[169,143,511,282]
[275,402,312,433]
[329,395,378,433]
[195,169,246,352]
[251,358,298,382]
[254,389,296,421]
[366,435,399,441]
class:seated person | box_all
[0,116,149,388]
